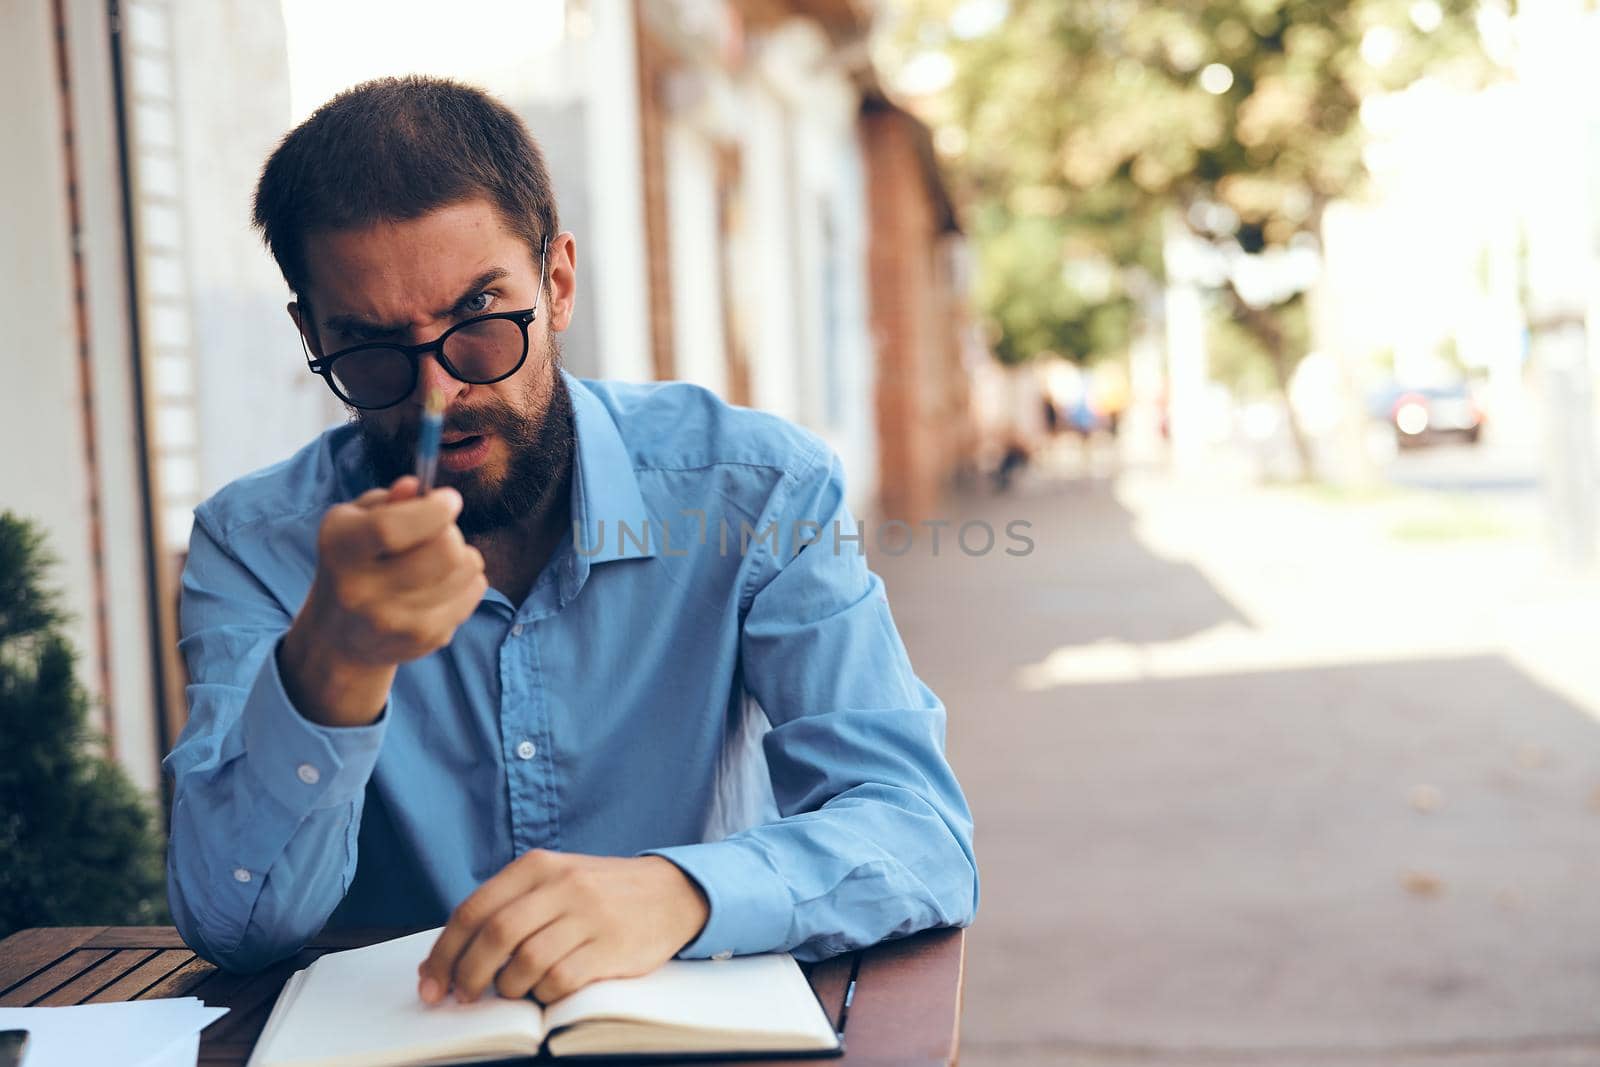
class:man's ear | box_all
[546,231,578,333]
[288,299,322,358]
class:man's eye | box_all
[462,292,494,315]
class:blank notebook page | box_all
[248,929,542,1067]
[544,952,839,1047]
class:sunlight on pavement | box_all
[1012,468,1600,717]
[1015,621,1498,689]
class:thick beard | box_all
[356,340,575,538]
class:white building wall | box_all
[1,0,105,730]
[819,104,878,513]
[579,0,655,383]
[2,0,163,790]
[170,1,343,504]
[738,88,803,425]
[664,120,730,396]
[740,21,878,513]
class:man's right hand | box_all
[278,476,488,728]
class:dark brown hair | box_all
[252,75,558,299]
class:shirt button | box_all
[511,623,525,637]
[296,763,321,785]
[516,740,537,760]
[712,950,733,961]
[233,867,252,883]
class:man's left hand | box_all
[416,852,710,1005]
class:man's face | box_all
[291,198,579,536]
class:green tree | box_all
[0,513,167,937]
[891,0,1490,476]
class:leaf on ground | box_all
[1402,870,1444,897]
[1408,784,1443,813]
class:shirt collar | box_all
[566,370,654,567]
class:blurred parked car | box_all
[1372,382,1485,448]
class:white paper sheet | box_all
[138,1031,203,1067]
[0,997,227,1067]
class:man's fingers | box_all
[388,550,488,633]
[357,488,462,559]
[496,917,591,1001]
[371,525,474,594]
[445,886,567,1003]
[532,942,606,1005]
[387,475,421,502]
[387,576,487,655]
[353,476,420,510]
[320,488,460,565]
[418,852,556,1003]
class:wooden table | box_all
[0,926,964,1065]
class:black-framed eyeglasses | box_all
[303,241,548,411]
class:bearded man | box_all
[164,76,976,1006]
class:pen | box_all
[836,954,861,1037]
[415,388,445,494]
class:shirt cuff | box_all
[241,639,388,814]
[641,840,794,959]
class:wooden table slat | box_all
[0,926,105,992]
[84,927,195,949]
[217,991,288,1049]
[137,954,221,1000]
[181,957,266,1005]
[35,948,160,1006]
[88,948,198,1003]
[0,948,115,1007]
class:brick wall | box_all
[862,104,962,524]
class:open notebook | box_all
[245,929,842,1066]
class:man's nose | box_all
[410,351,467,408]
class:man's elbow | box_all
[168,869,289,974]
[956,862,980,927]
[942,839,980,929]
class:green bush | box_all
[0,512,167,937]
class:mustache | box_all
[379,401,523,447]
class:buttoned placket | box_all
[498,558,568,858]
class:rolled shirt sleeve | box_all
[164,512,386,972]
[646,444,979,961]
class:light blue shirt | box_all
[165,373,978,973]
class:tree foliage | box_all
[0,513,167,938]
[890,0,1491,367]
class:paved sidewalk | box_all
[874,464,1600,1066]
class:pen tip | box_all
[424,388,446,417]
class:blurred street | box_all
[878,441,1600,1066]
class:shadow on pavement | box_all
[875,478,1254,688]
[952,655,1600,1066]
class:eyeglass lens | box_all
[330,316,527,407]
